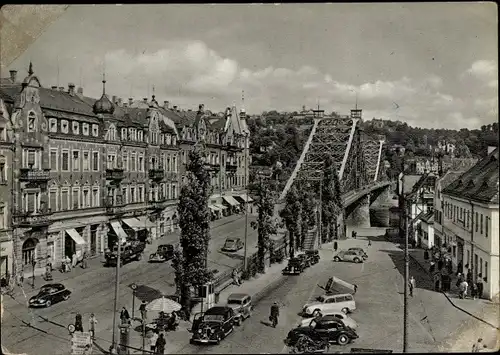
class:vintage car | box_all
[149,244,174,263]
[333,250,364,263]
[298,313,358,330]
[221,238,244,252]
[226,293,252,325]
[296,254,312,268]
[303,293,357,316]
[305,250,320,265]
[285,317,358,347]
[29,283,71,308]
[105,241,145,266]
[348,247,368,260]
[190,306,235,344]
[282,257,305,275]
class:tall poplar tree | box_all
[321,156,344,242]
[280,185,301,257]
[298,187,316,249]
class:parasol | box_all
[146,296,182,313]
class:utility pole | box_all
[111,230,122,352]
[243,133,249,272]
[318,175,323,249]
[401,155,409,353]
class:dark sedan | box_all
[285,317,358,347]
[29,283,71,308]
[221,238,244,252]
[190,306,235,344]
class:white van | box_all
[303,293,357,316]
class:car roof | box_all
[205,306,231,315]
[227,293,250,300]
[324,293,352,298]
[42,283,64,288]
[317,317,345,325]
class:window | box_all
[49,118,57,132]
[49,188,58,212]
[27,111,37,132]
[0,158,5,184]
[0,127,5,141]
[123,153,128,171]
[72,121,79,134]
[72,150,80,171]
[72,188,80,209]
[92,151,99,171]
[121,128,127,140]
[480,214,483,234]
[480,257,483,277]
[172,156,177,172]
[131,153,137,172]
[0,206,5,230]
[61,120,69,133]
[485,261,488,281]
[92,124,99,137]
[475,212,479,232]
[122,187,128,203]
[83,151,90,171]
[130,187,135,203]
[138,185,144,202]
[61,189,69,210]
[172,184,177,199]
[92,188,99,207]
[485,216,489,237]
[61,150,69,171]
[138,155,143,172]
[107,154,116,169]
[50,148,58,171]
[82,123,89,136]
[83,189,90,207]
[467,250,470,267]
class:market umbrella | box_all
[146,296,182,313]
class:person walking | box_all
[333,241,338,252]
[270,302,280,328]
[120,307,130,325]
[155,333,166,354]
[476,276,484,299]
[81,252,88,269]
[472,338,483,352]
[46,255,53,272]
[368,239,372,247]
[71,252,78,269]
[409,276,416,297]
[459,280,468,299]
[75,313,84,332]
[471,282,478,300]
[149,330,158,353]
[353,284,358,294]
[139,300,147,323]
[88,313,97,339]
[351,231,357,239]
[65,255,72,272]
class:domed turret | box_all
[93,74,115,115]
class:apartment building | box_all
[441,147,499,300]
[0,64,251,280]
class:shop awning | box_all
[123,218,143,230]
[110,221,128,243]
[214,203,227,210]
[134,216,156,229]
[208,205,221,212]
[66,229,86,245]
[236,193,254,202]
[222,196,240,206]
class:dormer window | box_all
[61,120,69,134]
[72,121,79,134]
[160,134,164,145]
[49,118,57,133]
[166,135,171,145]
[172,136,176,145]
[138,130,143,142]
[121,128,127,140]
[82,123,89,136]
[27,111,37,132]
[92,124,99,137]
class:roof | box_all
[205,306,231,315]
[401,175,422,194]
[443,148,499,204]
[227,293,250,300]
[438,171,464,190]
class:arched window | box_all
[27,111,37,133]
[22,238,37,265]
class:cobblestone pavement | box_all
[0,214,257,355]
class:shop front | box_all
[107,221,129,249]
[64,228,87,261]
[122,216,155,243]
[208,204,221,220]
[1,240,13,287]
[233,193,254,214]
[222,195,240,215]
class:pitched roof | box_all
[443,148,499,204]
[402,174,422,194]
[438,170,464,190]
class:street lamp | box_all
[111,235,122,352]
[399,153,409,353]
[243,132,250,273]
[131,283,137,319]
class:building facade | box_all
[0,64,251,281]
[442,147,499,300]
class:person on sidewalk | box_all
[149,330,158,353]
[155,333,166,354]
[89,313,97,339]
[81,252,88,269]
[472,338,483,352]
[476,276,484,299]
[351,231,357,239]
[409,276,416,297]
[459,280,468,299]
[75,313,84,332]
[333,241,338,252]
[65,255,72,272]
[368,239,372,247]
[471,282,478,300]
[353,284,358,294]
[270,302,280,328]
[46,255,53,272]
[139,300,147,323]
[71,252,78,269]
[120,307,131,325]
[232,269,241,286]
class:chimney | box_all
[487,146,497,155]
[129,98,133,106]
[143,98,148,103]
[68,83,75,96]
[164,101,170,109]
[9,70,17,82]
[51,85,58,90]
[173,105,178,111]
[59,87,65,92]
[112,95,117,104]
[77,87,83,95]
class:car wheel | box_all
[337,334,350,346]
[63,294,70,301]
[313,309,321,317]
[334,257,341,262]
[342,307,349,314]
[45,300,52,307]
[354,258,360,263]
[137,254,142,261]
[216,334,221,345]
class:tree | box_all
[279,185,301,257]
[321,156,343,242]
[298,186,316,249]
[250,177,277,273]
[175,146,212,309]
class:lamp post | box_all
[399,154,409,353]
[111,233,122,352]
[131,283,137,319]
[243,133,249,273]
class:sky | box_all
[4,3,498,129]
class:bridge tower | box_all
[277,108,387,244]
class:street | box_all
[1,214,257,355]
[174,234,476,354]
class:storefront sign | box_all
[71,332,92,355]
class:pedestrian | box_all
[75,313,84,332]
[72,252,77,268]
[232,268,241,286]
[81,252,88,269]
[139,300,147,322]
[476,276,484,299]
[353,284,358,294]
[46,255,53,272]
[368,239,372,247]
[437,258,444,271]
[155,333,166,354]
[472,338,483,352]
[471,282,478,300]
[333,241,338,252]
[459,280,468,299]
[89,313,97,339]
[19,264,25,284]
[352,231,357,239]
[120,307,130,325]
[467,271,473,285]
[65,255,72,272]
[430,261,435,273]
[409,276,416,297]
[149,330,158,353]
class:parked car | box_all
[226,293,252,325]
[303,293,356,316]
[221,238,244,252]
[297,254,312,268]
[29,283,71,308]
[149,244,174,262]
[105,241,145,266]
[347,248,368,260]
[282,257,306,275]
[190,306,235,344]
[333,250,364,263]
[305,250,320,265]
[285,317,358,347]
[298,313,358,330]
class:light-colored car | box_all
[298,312,358,329]
[303,293,356,316]
[348,247,368,259]
[222,238,244,252]
[333,250,364,263]
[226,293,252,325]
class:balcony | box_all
[225,163,237,173]
[149,198,168,211]
[149,168,165,181]
[104,196,125,215]
[204,163,220,173]
[19,168,50,182]
[106,168,124,182]
[13,209,53,228]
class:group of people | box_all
[73,312,98,339]
[456,271,484,300]
[61,252,88,273]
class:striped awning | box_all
[222,196,240,206]
[65,229,86,245]
[110,221,128,243]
